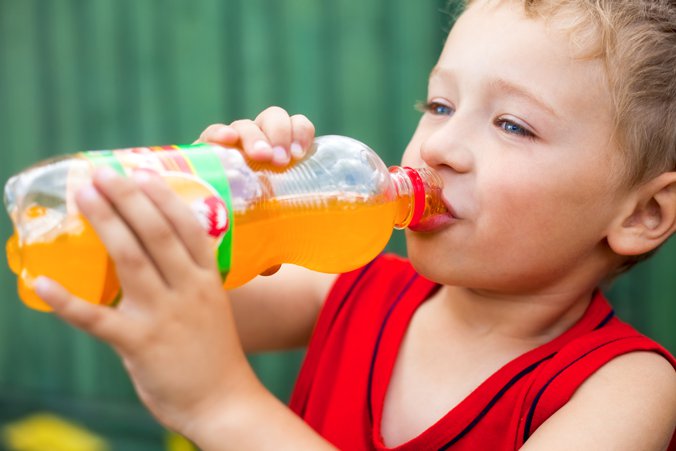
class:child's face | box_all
[402,0,626,293]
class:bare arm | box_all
[229,266,337,352]
[521,352,676,451]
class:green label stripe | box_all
[178,145,234,277]
[80,150,126,174]
[81,144,234,277]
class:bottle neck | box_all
[389,166,448,230]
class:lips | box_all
[408,193,458,232]
[408,212,456,232]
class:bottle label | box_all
[81,144,234,278]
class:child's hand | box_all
[197,107,316,277]
[33,167,263,435]
[196,106,316,167]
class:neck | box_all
[437,284,597,344]
[429,244,619,345]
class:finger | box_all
[81,169,189,294]
[90,168,201,287]
[290,114,316,160]
[228,119,274,162]
[35,276,129,348]
[196,123,239,146]
[255,106,293,166]
[134,170,217,271]
[77,179,166,300]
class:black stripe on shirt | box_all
[593,310,615,330]
[437,353,556,450]
[522,336,625,443]
[325,257,379,337]
[296,257,378,417]
[367,273,419,426]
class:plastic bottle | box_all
[4,135,450,311]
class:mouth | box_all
[407,194,458,233]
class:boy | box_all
[34,0,676,449]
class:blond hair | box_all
[521,0,676,187]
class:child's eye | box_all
[415,100,455,116]
[495,118,536,139]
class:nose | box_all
[419,121,473,174]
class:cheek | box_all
[479,164,616,254]
[484,189,559,248]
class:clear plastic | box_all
[4,135,450,311]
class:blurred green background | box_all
[0,0,673,449]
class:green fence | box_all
[0,0,673,449]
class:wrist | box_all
[182,378,335,450]
[177,364,264,444]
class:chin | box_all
[405,233,456,283]
[404,231,492,289]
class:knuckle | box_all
[132,323,155,344]
[200,123,227,143]
[198,124,217,140]
[86,201,116,223]
[229,119,254,129]
[292,113,310,124]
[263,121,292,143]
[293,115,315,134]
[149,177,175,200]
[231,120,266,145]
[194,273,221,299]
[206,123,225,133]
[148,222,175,245]
[114,246,147,270]
[110,178,138,202]
[263,105,287,117]
[119,327,151,355]
[63,301,104,331]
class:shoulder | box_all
[576,351,676,418]
[584,350,676,389]
[523,351,676,451]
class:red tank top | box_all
[289,254,676,450]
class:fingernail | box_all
[132,169,152,183]
[78,184,100,202]
[272,146,290,165]
[290,141,304,159]
[252,140,273,159]
[33,276,52,298]
[96,166,118,182]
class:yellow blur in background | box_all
[2,413,109,451]
[2,412,196,451]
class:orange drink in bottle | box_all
[4,136,450,311]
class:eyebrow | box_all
[488,78,560,119]
[428,67,560,119]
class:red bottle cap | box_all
[403,167,426,229]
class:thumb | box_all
[34,277,126,347]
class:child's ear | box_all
[607,172,676,256]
